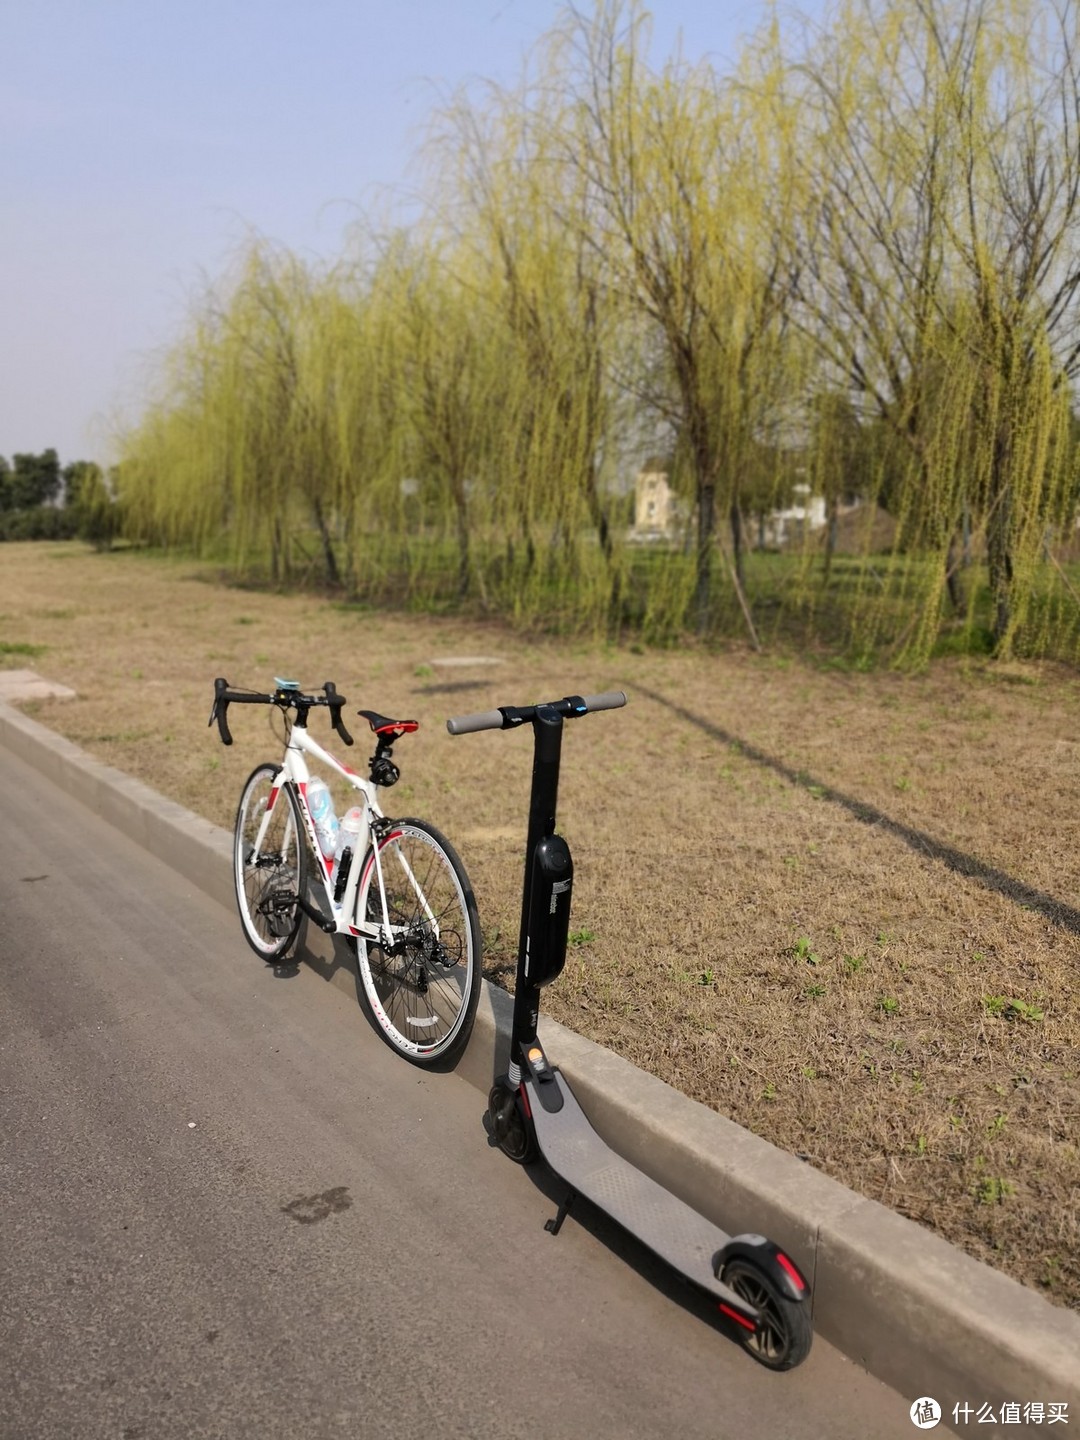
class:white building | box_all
[760,483,828,547]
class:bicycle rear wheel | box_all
[234,763,307,961]
[355,818,481,1067]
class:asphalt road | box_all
[0,742,923,1440]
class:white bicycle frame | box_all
[252,722,430,945]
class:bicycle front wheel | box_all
[234,763,307,961]
[355,818,481,1067]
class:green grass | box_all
[0,640,46,658]
[121,531,1080,667]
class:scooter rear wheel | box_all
[488,1082,538,1165]
[721,1258,812,1371]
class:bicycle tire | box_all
[355,818,481,1067]
[233,763,307,961]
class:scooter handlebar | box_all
[580,690,627,713]
[446,708,506,736]
[446,691,627,735]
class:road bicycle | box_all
[447,690,813,1371]
[209,677,481,1068]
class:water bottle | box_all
[306,777,339,859]
[332,806,368,900]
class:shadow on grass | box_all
[410,679,490,697]
[635,682,1080,938]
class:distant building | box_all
[631,468,685,541]
[760,483,828,547]
[630,467,843,548]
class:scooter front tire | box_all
[488,1081,538,1165]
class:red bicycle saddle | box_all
[357,709,419,738]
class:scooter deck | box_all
[524,1071,749,1310]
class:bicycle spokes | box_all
[234,766,305,960]
[354,822,480,1063]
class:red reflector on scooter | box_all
[718,1303,756,1332]
[776,1252,807,1291]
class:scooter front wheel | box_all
[721,1258,813,1371]
[488,1081,538,1164]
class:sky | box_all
[1,1,783,467]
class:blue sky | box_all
[2,2,779,466]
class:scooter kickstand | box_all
[545,1188,577,1236]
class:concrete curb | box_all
[3,699,1078,1427]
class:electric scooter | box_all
[447,691,813,1371]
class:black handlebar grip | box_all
[211,677,233,746]
[331,708,354,746]
[446,709,505,736]
[323,681,354,746]
[580,691,627,713]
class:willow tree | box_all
[120,312,236,554]
[364,236,509,603]
[774,0,1080,659]
[807,389,864,585]
[205,246,314,582]
[530,0,798,635]
[772,0,962,657]
[120,244,337,583]
[935,0,1080,651]
[428,47,628,631]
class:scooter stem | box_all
[510,705,565,1068]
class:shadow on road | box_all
[480,1100,772,1360]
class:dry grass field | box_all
[2,541,1078,1311]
